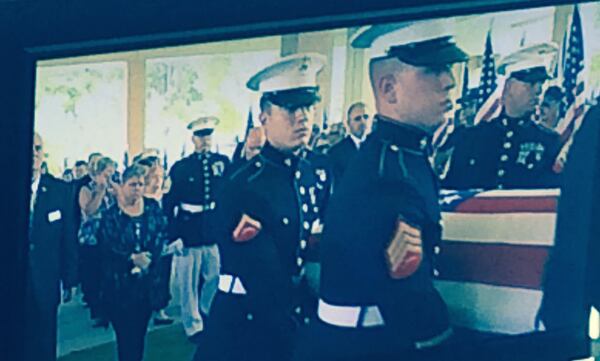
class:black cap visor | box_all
[262,87,321,111]
[388,36,469,67]
[193,129,214,137]
[510,66,550,83]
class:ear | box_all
[505,78,516,92]
[379,74,398,104]
[259,110,268,126]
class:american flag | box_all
[433,65,469,148]
[435,189,560,334]
[473,30,502,124]
[555,5,585,144]
[553,5,586,171]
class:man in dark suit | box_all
[25,133,78,361]
[327,102,371,182]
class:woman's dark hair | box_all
[122,164,148,184]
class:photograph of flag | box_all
[473,30,502,124]
[434,189,560,334]
[555,5,586,144]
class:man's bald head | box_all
[32,132,44,173]
[244,126,267,160]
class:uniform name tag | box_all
[48,210,62,223]
[232,214,262,242]
[385,218,422,279]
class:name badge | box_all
[48,210,62,223]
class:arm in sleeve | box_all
[60,181,79,288]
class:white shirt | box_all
[349,134,366,150]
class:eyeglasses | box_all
[352,114,370,122]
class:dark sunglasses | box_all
[352,114,370,122]
[33,145,43,152]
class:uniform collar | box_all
[493,110,534,128]
[261,142,304,169]
[348,134,365,149]
[194,151,211,160]
[372,115,432,155]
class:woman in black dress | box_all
[96,164,170,361]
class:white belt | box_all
[180,201,216,214]
[218,274,247,295]
[317,299,385,328]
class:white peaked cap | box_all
[187,116,220,132]
[246,53,326,93]
[498,43,559,77]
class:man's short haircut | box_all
[122,163,148,184]
[94,157,114,175]
[75,160,87,167]
[347,102,367,121]
[369,57,406,99]
[87,152,102,162]
[259,95,272,113]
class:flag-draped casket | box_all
[434,189,560,334]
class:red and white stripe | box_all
[434,189,560,334]
[555,75,586,142]
[473,77,506,125]
[553,73,587,172]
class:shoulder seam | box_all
[228,156,264,182]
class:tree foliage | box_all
[36,65,124,117]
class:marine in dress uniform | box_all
[327,102,371,184]
[25,133,78,361]
[162,117,230,338]
[292,20,468,361]
[194,53,333,361]
[442,43,562,190]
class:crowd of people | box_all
[25,18,595,361]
